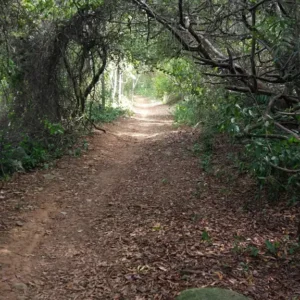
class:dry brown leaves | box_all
[0,99,299,300]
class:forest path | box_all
[0,96,299,300]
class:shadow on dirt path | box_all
[0,96,299,300]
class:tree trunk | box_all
[112,67,118,101]
[101,73,106,109]
[118,66,122,104]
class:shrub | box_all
[88,104,127,124]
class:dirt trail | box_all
[0,96,299,300]
[0,96,179,300]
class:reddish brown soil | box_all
[0,96,299,300]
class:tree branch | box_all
[274,122,300,141]
[178,0,184,27]
[267,161,300,174]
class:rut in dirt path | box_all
[1,96,299,300]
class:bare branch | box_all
[267,161,300,174]
[274,122,300,142]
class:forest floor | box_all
[0,96,299,300]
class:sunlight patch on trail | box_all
[0,248,11,255]
[131,96,171,118]
[133,101,164,108]
[114,97,174,140]
[132,120,173,127]
[132,117,172,124]
[115,130,178,140]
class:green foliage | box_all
[88,105,127,123]
[240,262,250,274]
[21,0,104,22]
[217,93,300,202]
[0,0,127,178]
[0,137,48,176]
[134,58,203,102]
[173,98,201,126]
[0,120,76,177]
[173,85,225,127]
[247,245,259,257]
[201,230,211,242]
[201,154,212,173]
[155,58,203,101]
[191,143,201,156]
[153,72,174,99]
[288,243,300,255]
[230,236,299,258]
[171,80,300,203]
[44,120,64,135]
[161,178,169,184]
[243,139,300,201]
[265,239,280,256]
[134,74,156,98]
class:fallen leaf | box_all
[215,271,223,280]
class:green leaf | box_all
[265,240,278,255]
[201,230,211,242]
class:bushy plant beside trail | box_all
[88,104,128,124]
[173,86,300,204]
[0,120,71,177]
[217,93,300,203]
[0,105,126,178]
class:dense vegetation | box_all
[0,0,299,206]
[0,0,131,176]
[133,0,300,206]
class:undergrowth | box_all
[173,88,300,205]
[0,106,126,179]
[0,122,77,178]
[88,105,128,123]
